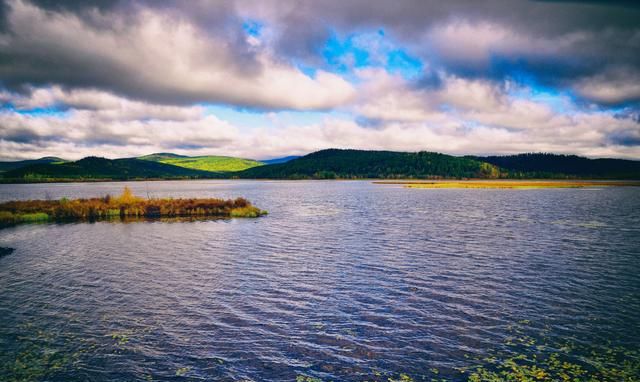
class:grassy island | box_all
[374,180,640,189]
[0,187,267,225]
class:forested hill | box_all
[2,150,639,182]
[475,153,640,179]
[2,157,217,181]
[237,149,501,179]
[0,157,65,173]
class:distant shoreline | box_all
[3,150,640,183]
[1,177,640,185]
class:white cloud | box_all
[0,88,242,160]
[7,87,206,121]
[0,0,355,110]
[2,85,639,161]
[354,70,567,130]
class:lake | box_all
[1,180,639,381]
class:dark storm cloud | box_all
[0,0,356,109]
[0,0,261,104]
[0,0,122,30]
[246,0,640,104]
[1,127,41,143]
[533,0,640,9]
[615,109,640,123]
[303,0,640,40]
[1,0,639,107]
[609,132,640,147]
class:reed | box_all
[0,187,267,224]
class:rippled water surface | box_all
[1,180,639,381]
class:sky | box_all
[0,0,639,161]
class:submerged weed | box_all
[296,375,323,382]
[109,333,129,346]
[0,327,80,382]
[175,367,190,377]
[463,322,640,382]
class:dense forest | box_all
[1,150,639,182]
[237,149,501,179]
[474,153,640,179]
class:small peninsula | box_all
[374,180,640,189]
[0,187,267,225]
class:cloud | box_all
[237,0,640,105]
[2,80,639,161]
[353,69,550,129]
[0,109,240,156]
[573,67,640,105]
[0,87,241,157]
[3,0,640,106]
[424,20,590,74]
[350,69,640,156]
[1,0,639,160]
[0,0,355,110]
[4,86,207,121]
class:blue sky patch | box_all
[1,104,70,118]
[322,30,423,80]
[242,19,263,37]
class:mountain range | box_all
[1,149,639,182]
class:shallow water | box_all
[0,180,639,381]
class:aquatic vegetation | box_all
[0,187,267,225]
[464,344,640,381]
[460,323,640,382]
[311,322,326,331]
[0,325,80,382]
[291,321,639,382]
[109,333,129,346]
[2,343,74,382]
[388,373,415,382]
[296,375,324,382]
[0,211,50,222]
[15,212,49,221]
[3,320,638,381]
[230,206,268,218]
[295,372,416,382]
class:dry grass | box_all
[373,180,640,189]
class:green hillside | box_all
[238,149,501,179]
[2,157,218,181]
[140,153,264,172]
[0,157,66,173]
